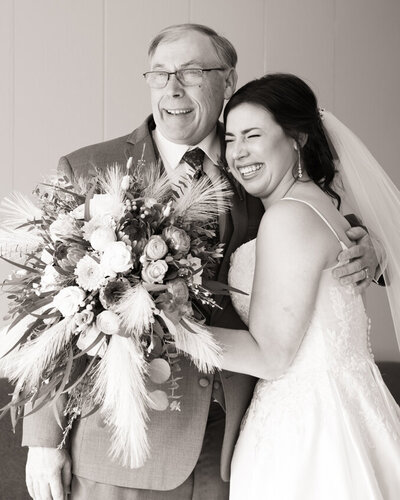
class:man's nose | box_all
[165,74,185,97]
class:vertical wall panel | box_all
[105,0,189,139]
[0,0,14,198]
[335,0,400,361]
[265,0,335,109]
[0,1,15,328]
[13,0,104,190]
[190,0,265,88]
[334,0,400,169]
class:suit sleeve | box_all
[58,155,75,182]
[22,396,67,448]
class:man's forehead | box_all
[149,33,220,68]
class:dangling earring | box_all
[294,142,303,179]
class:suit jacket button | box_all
[199,377,210,388]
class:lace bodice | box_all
[228,237,373,373]
[228,200,400,447]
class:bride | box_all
[179,73,400,498]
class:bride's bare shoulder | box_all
[256,198,342,268]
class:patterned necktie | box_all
[182,148,205,181]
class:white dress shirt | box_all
[152,127,222,185]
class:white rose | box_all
[96,310,120,335]
[144,236,168,260]
[90,194,124,220]
[100,241,133,277]
[90,227,117,251]
[75,309,94,331]
[53,286,86,317]
[76,325,107,357]
[141,260,169,284]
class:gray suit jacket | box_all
[22,116,265,490]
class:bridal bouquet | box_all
[0,157,232,467]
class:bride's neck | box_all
[261,172,312,210]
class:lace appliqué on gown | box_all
[228,237,400,500]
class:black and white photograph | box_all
[1,1,400,499]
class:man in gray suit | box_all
[22,24,379,500]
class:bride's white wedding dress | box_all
[228,199,400,500]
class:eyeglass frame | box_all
[142,67,227,88]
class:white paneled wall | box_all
[1,0,399,360]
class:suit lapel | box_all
[124,115,160,167]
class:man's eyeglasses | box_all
[143,68,226,89]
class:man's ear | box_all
[224,68,238,100]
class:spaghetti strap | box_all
[282,197,348,250]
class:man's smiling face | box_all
[149,31,236,145]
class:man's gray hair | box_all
[148,23,238,68]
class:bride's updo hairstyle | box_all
[223,73,341,208]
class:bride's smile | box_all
[236,162,264,180]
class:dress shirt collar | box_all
[153,127,221,169]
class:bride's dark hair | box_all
[223,73,341,208]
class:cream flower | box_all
[82,215,115,241]
[144,236,168,261]
[89,194,125,220]
[141,260,169,284]
[49,214,78,242]
[75,255,106,291]
[100,241,133,277]
[75,309,95,332]
[53,286,86,317]
[96,310,120,335]
[90,227,117,251]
